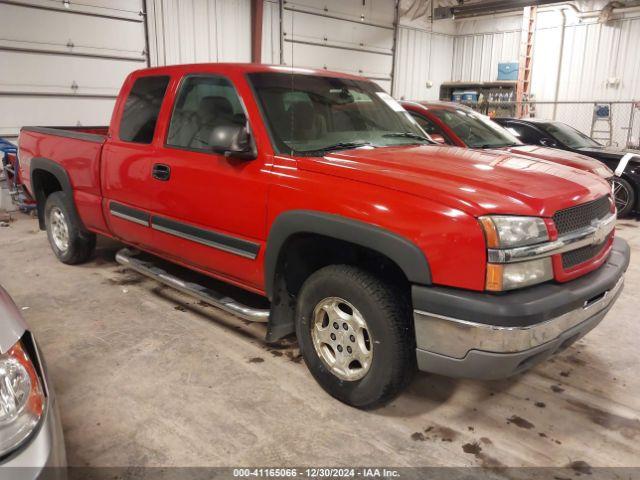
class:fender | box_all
[264,210,431,299]
[30,157,80,230]
[613,152,640,177]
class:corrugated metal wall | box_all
[146,0,252,66]
[532,10,640,101]
[450,16,521,83]
[392,28,454,100]
[440,9,640,101]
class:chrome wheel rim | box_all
[50,207,69,252]
[311,297,373,381]
[612,179,631,214]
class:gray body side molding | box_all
[264,210,431,299]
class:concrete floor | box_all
[1,212,639,468]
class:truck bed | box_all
[18,125,110,234]
[21,126,108,143]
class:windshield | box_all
[248,72,430,155]
[541,122,601,149]
[430,108,520,149]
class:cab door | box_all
[146,73,270,290]
[101,74,171,248]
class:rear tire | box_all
[296,265,415,409]
[44,191,96,264]
[612,177,635,218]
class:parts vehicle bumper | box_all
[1,396,66,480]
[413,237,630,379]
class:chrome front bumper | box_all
[413,237,629,379]
[0,395,67,480]
[415,276,623,360]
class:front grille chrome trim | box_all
[488,213,616,264]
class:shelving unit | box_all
[438,81,518,117]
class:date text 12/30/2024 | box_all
[233,469,401,478]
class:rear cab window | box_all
[119,75,170,144]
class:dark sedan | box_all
[494,117,639,217]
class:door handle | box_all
[152,163,171,181]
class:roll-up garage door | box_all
[0,0,148,142]
[282,0,396,92]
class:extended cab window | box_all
[166,75,246,151]
[119,75,170,144]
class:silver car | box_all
[0,285,66,479]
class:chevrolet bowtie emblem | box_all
[591,217,612,245]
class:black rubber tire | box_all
[296,265,416,409]
[44,191,96,264]
[612,176,635,218]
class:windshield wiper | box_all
[477,143,517,149]
[302,141,373,154]
[382,132,433,143]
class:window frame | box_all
[163,73,256,155]
[117,74,171,145]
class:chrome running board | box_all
[115,248,270,322]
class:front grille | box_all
[553,196,611,235]
[562,240,608,269]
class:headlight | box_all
[592,165,613,179]
[480,216,553,291]
[0,341,45,458]
[479,215,549,248]
[486,258,554,291]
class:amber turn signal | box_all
[485,264,504,291]
[479,217,500,248]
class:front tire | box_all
[44,191,96,264]
[612,177,635,218]
[296,265,415,409]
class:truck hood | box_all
[497,145,604,174]
[0,285,28,354]
[298,145,610,217]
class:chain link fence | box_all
[462,100,640,151]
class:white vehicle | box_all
[0,285,66,480]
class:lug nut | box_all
[342,323,348,330]
[347,346,352,354]
[350,335,355,342]
[337,345,343,352]
[333,322,339,329]
[330,333,336,341]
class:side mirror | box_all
[430,133,447,144]
[539,137,558,148]
[209,125,256,160]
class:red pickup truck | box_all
[18,64,629,408]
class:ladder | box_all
[591,103,613,146]
[516,6,537,118]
